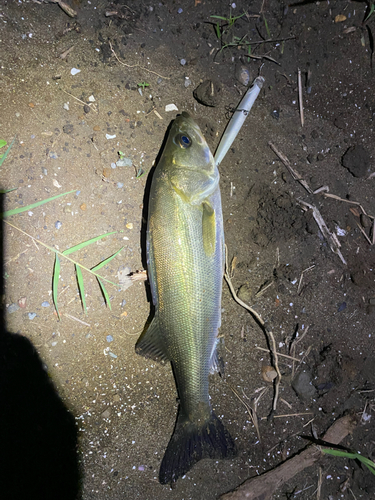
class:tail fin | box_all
[159,410,236,484]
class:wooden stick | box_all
[268,142,313,194]
[219,414,359,500]
[298,68,304,127]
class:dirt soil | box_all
[1,1,375,499]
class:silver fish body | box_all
[136,112,235,484]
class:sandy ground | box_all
[1,1,375,499]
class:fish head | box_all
[161,112,218,205]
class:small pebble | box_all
[41,167,48,176]
[180,59,186,66]
[108,352,117,359]
[51,341,57,347]
[165,103,178,112]
[63,103,70,111]
[18,297,27,308]
[88,95,95,102]
[83,105,90,114]
[177,7,183,13]
[337,302,347,312]
[80,203,87,211]
[41,301,50,308]
[138,88,143,96]
[28,312,37,320]
[121,299,126,307]
[138,465,145,471]
[55,221,62,229]
[106,335,114,343]
[184,78,191,88]
[106,134,117,140]
[111,162,117,169]
[126,223,133,229]
[117,182,124,188]
[7,303,20,314]
[70,68,81,75]
[49,152,58,159]
[116,157,132,167]
[76,190,81,196]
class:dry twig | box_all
[109,42,170,80]
[268,142,313,194]
[219,414,359,500]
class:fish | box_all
[136,112,235,484]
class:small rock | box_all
[106,335,114,343]
[360,213,371,228]
[49,152,58,159]
[7,303,20,314]
[177,7,183,13]
[184,77,191,88]
[337,301,347,312]
[261,365,277,383]
[41,301,50,307]
[271,109,279,120]
[291,370,317,400]
[180,58,186,66]
[237,284,252,303]
[106,134,116,140]
[41,167,48,176]
[316,152,325,161]
[28,312,37,320]
[88,95,95,102]
[121,299,126,307]
[235,64,250,86]
[80,203,87,211]
[310,129,319,139]
[342,145,370,178]
[70,68,81,75]
[55,221,62,229]
[83,105,90,114]
[63,103,70,111]
[18,297,27,308]
[117,182,124,188]
[103,167,112,178]
[193,80,221,107]
[102,409,111,418]
[126,223,133,229]
[116,157,132,167]
[165,103,178,112]
[93,125,100,131]
[108,351,117,359]
[111,162,117,169]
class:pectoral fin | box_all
[135,316,169,363]
[202,201,216,257]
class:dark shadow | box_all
[0,194,81,499]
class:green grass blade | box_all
[0,140,7,149]
[0,188,18,194]
[91,247,124,272]
[263,15,271,38]
[97,277,112,310]
[62,232,117,256]
[1,189,77,218]
[210,15,227,20]
[53,253,61,320]
[75,264,87,315]
[365,4,375,21]
[321,448,375,476]
[0,136,16,167]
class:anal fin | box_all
[135,317,169,363]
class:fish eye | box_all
[176,133,192,149]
